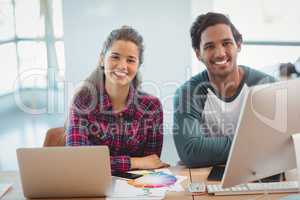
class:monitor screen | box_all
[222,78,300,188]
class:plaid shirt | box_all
[66,85,163,172]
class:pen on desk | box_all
[189,169,193,183]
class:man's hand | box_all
[130,154,170,170]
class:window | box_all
[191,0,300,76]
[0,0,65,95]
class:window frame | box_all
[0,0,64,96]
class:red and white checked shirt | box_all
[66,84,163,172]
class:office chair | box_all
[43,127,66,147]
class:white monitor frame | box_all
[222,79,300,188]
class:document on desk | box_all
[107,168,188,199]
[129,168,187,192]
[154,168,187,192]
[107,179,165,199]
[0,183,12,198]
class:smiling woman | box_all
[103,40,139,97]
[66,26,169,173]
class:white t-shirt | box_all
[202,85,249,137]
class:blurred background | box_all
[0,0,300,170]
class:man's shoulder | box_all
[175,71,210,96]
[242,65,276,87]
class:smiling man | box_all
[173,12,276,167]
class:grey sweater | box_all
[173,66,276,167]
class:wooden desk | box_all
[1,167,299,200]
[190,167,299,200]
[0,166,193,200]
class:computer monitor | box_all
[222,78,300,188]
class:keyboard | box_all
[207,181,300,196]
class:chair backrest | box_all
[43,127,66,147]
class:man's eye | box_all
[204,45,214,50]
[223,41,233,46]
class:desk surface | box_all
[0,166,298,200]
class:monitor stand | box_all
[279,134,300,200]
[251,134,300,200]
[292,134,300,185]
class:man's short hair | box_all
[190,12,243,51]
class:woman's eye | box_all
[128,59,136,63]
[111,55,119,60]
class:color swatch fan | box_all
[128,172,177,188]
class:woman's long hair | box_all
[87,25,144,91]
[70,26,144,113]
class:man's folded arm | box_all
[173,88,233,167]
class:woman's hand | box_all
[130,154,170,170]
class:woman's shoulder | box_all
[71,88,98,113]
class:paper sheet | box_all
[131,168,187,192]
[108,167,188,199]
[167,175,187,192]
[154,168,187,192]
[107,179,165,199]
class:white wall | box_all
[190,0,213,74]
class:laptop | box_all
[16,146,112,198]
